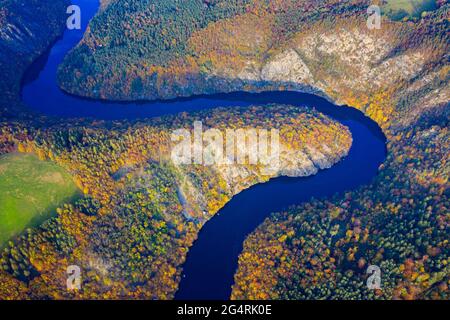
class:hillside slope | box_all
[0,0,69,119]
[0,105,351,299]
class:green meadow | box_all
[383,0,438,20]
[0,153,80,247]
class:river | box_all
[21,0,387,300]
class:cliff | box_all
[0,105,352,299]
[0,0,69,119]
[57,0,449,131]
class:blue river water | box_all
[21,0,387,300]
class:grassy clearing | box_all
[0,153,80,247]
[383,0,438,20]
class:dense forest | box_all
[57,0,448,106]
[0,105,351,299]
